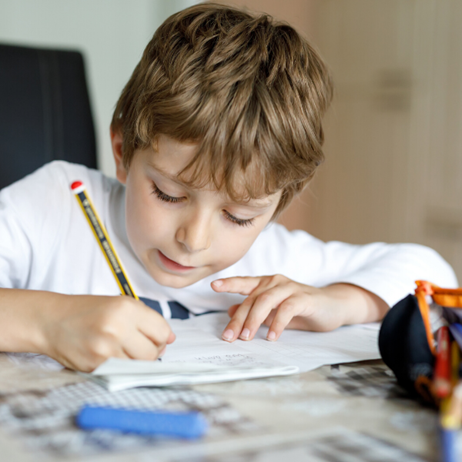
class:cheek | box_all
[125,185,169,249]
[211,226,261,268]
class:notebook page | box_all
[164,312,380,373]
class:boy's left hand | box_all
[211,275,388,342]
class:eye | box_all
[223,210,254,227]
[151,182,184,203]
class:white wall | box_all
[0,0,200,176]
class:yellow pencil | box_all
[440,382,462,430]
[451,340,460,386]
[71,181,138,300]
[440,341,462,430]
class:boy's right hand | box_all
[40,295,175,372]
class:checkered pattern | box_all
[326,364,410,399]
[197,431,430,462]
[0,381,259,456]
[307,433,430,462]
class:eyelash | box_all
[223,210,254,227]
[151,183,255,227]
[152,183,183,203]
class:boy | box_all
[0,3,456,372]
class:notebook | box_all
[83,312,380,391]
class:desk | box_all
[0,353,439,461]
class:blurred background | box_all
[0,0,461,281]
[0,0,198,176]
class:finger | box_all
[221,278,294,342]
[240,285,296,340]
[227,304,240,317]
[223,282,292,341]
[137,304,173,348]
[221,301,254,342]
[63,345,130,373]
[267,295,306,341]
[212,277,262,295]
[263,312,314,331]
[122,331,161,360]
[262,308,277,326]
[167,330,176,344]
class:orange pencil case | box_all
[378,281,462,405]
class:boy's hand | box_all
[41,295,175,372]
[211,275,388,342]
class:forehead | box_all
[153,134,198,166]
[146,134,281,205]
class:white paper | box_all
[87,313,380,391]
[89,355,298,391]
[165,312,380,372]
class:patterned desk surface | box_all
[0,353,443,461]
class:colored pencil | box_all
[439,426,458,462]
[449,323,462,352]
[439,379,462,462]
[433,326,452,399]
[451,340,460,385]
[441,381,462,430]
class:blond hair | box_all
[111,3,333,217]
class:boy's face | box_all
[112,134,281,288]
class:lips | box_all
[158,250,196,272]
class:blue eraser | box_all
[76,405,208,439]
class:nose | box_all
[175,209,212,253]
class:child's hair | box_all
[111,2,333,217]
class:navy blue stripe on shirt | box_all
[139,297,163,315]
[139,296,221,319]
[168,301,190,319]
[195,310,221,316]
[139,297,190,319]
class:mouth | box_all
[157,250,196,273]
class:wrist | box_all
[316,284,351,328]
[321,283,388,325]
[34,291,74,357]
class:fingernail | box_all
[213,280,223,288]
[267,331,276,341]
[222,329,234,341]
[158,347,166,357]
[240,328,250,340]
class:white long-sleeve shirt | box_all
[0,161,457,318]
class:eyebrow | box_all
[147,161,187,186]
[235,198,273,209]
[146,161,274,209]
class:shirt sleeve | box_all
[244,223,458,308]
[0,183,34,288]
[0,161,73,289]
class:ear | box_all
[111,128,128,184]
